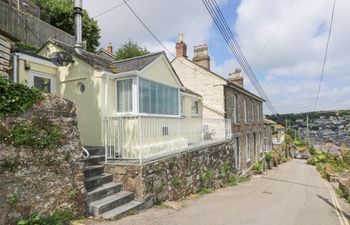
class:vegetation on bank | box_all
[307,149,350,178]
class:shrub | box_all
[0,77,41,117]
[307,156,316,165]
[228,175,238,186]
[7,117,63,149]
[265,152,272,164]
[17,211,74,225]
[281,156,287,163]
[237,176,250,183]
[198,187,213,196]
[253,162,263,174]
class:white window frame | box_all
[191,98,200,116]
[28,71,56,94]
[115,77,137,115]
[244,99,248,124]
[116,76,181,117]
[245,134,250,162]
[180,95,185,116]
[232,94,238,124]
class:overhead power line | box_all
[122,0,175,57]
[251,0,295,66]
[202,0,277,114]
[313,0,336,111]
[54,0,132,41]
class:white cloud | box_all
[234,0,350,113]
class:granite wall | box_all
[105,140,236,204]
[0,95,85,224]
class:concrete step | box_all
[82,155,105,166]
[87,182,122,203]
[88,191,134,216]
[85,165,104,178]
[86,147,105,156]
[85,174,113,191]
[101,200,144,219]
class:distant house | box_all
[172,34,267,171]
[11,39,207,159]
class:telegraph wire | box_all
[203,0,277,114]
[250,0,295,66]
[313,0,336,111]
[122,0,175,58]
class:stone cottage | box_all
[172,34,269,172]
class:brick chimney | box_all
[107,42,113,54]
[176,33,187,58]
[192,44,210,70]
[228,68,244,88]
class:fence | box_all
[0,1,74,46]
[104,116,231,162]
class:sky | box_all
[84,0,350,114]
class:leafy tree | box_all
[114,40,150,60]
[30,0,100,52]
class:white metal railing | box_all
[104,116,231,163]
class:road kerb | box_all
[325,182,349,225]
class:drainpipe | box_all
[12,53,18,83]
[73,0,83,53]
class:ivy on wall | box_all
[0,76,41,117]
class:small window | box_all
[232,95,238,124]
[244,99,248,123]
[191,99,199,115]
[29,73,55,93]
[245,134,250,161]
[117,79,133,113]
[180,96,185,116]
[76,82,85,95]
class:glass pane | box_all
[34,76,51,93]
[117,79,132,112]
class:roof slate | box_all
[112,51,164,73]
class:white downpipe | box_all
[13,54,18,83]
[104,75,109,163]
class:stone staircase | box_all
[83,147,143,219]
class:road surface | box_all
[87,160,350,225]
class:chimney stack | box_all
[107,42,113,54]
[73,0,83,52]
[192,44,210,70]
[228,68,244,88]
[175,33,187,58]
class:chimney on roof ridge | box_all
[192,44,210,70]
[228,68,244,88]
[107,42,113,54]
[175,33,187,58]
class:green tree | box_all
[114,40,150,60]
[30,0,100,52]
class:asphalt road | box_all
[87,160,350,225]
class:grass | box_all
[237,176,251,183]
[198,187,214,196]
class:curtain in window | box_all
[117,79,133,112]
[139,79,179,115]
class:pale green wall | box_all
[38,43,104,147]
[140,57,181,88]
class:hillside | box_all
[266,109,350,126]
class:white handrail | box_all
[82,146,90,158]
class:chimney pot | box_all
[192,44,210,70]
[228,68,244,88]
[107,42,113,54]
[176,33,187,58]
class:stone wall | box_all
[0,95,85,224]
[224,86,265,170]
[105,140,236,203]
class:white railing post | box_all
[138,116,142,164]
[104,117,108,163]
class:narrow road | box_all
[87,160,350,225]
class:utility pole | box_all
[285,119,288,158]
[306,115,309,146]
